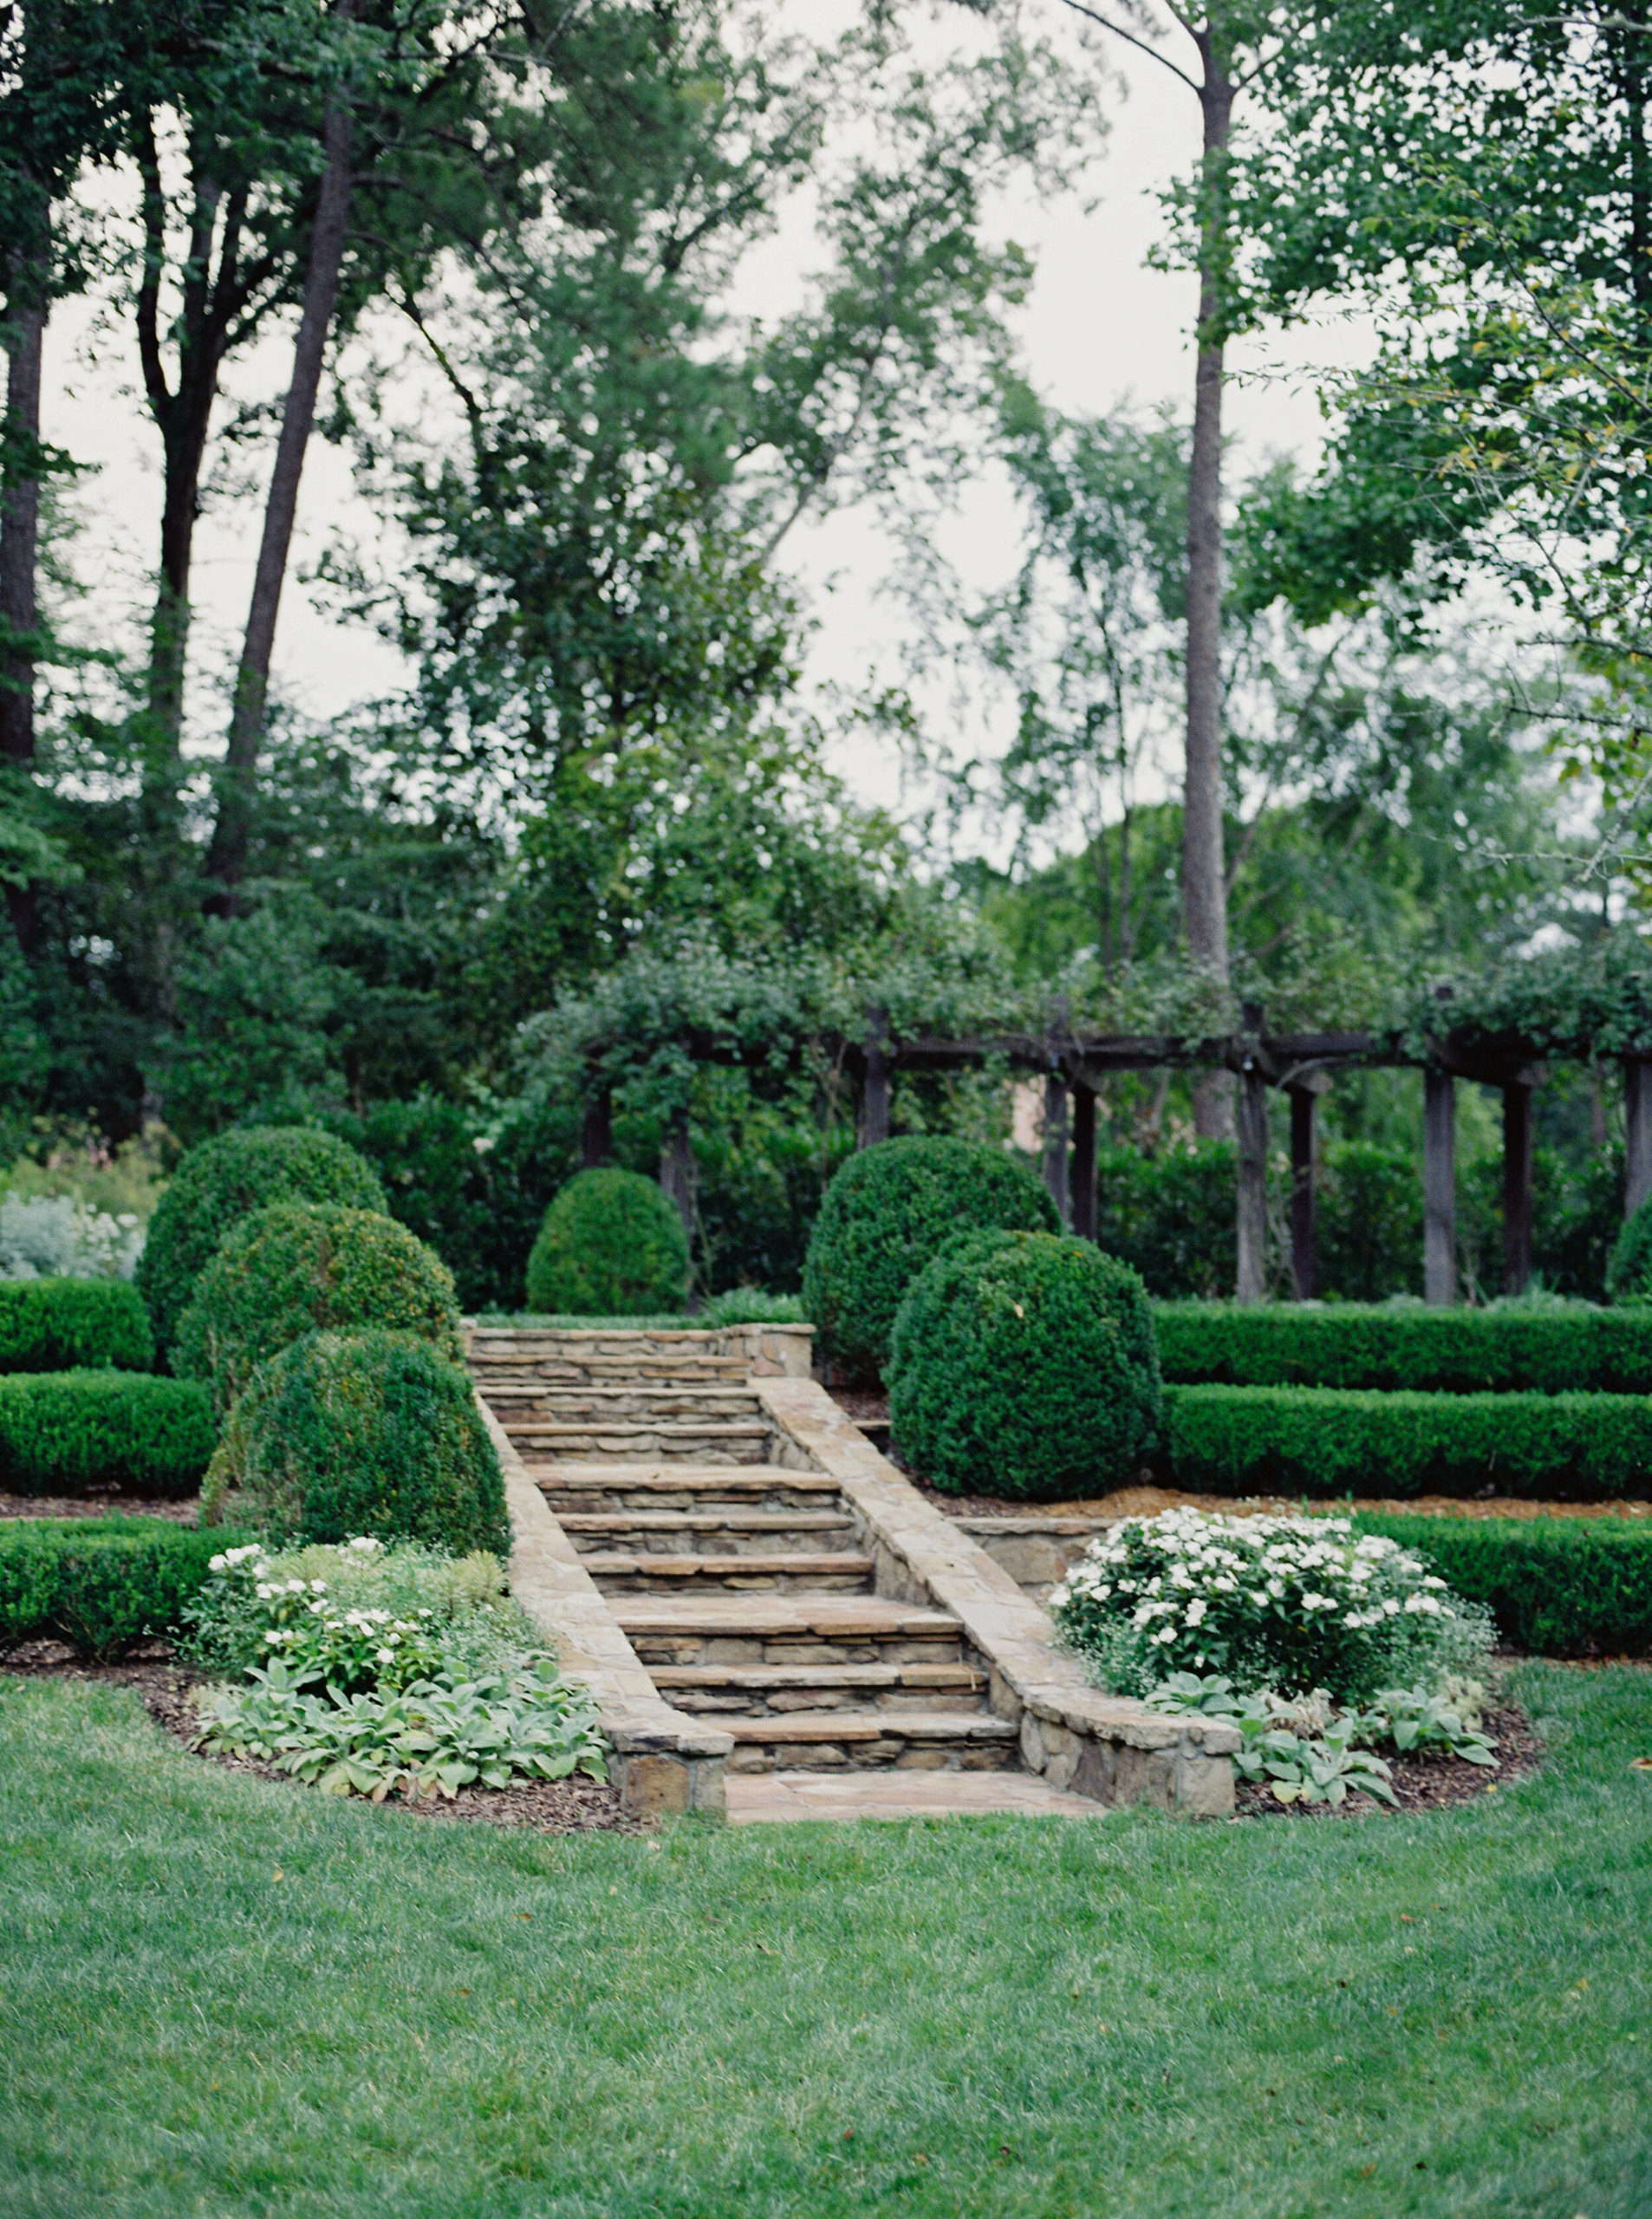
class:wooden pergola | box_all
[842,998,1649,1305]
[574,996,1648,1303]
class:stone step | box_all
[580,1552,875,1595]
[558,1510,861,1554]
[501,1421,774,1464]
[652,1661,986,1717]
[532,1464,842,1513]
[472,1360,750,1389]
[485,1386,764,1422]
[611,1592,966,1669]
[723,1710,1020,1773]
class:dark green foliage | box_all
[0,1518,257,1660]
[1315,1143,1423,1303]
[803,1137,1059,1377]
[525,1170,689,1317]
[1350,1514,1652,1658]
[1094,1142,1236,1300]
[136,1129,387,1360]
[173,1204,463,1415]
[1154,1303,1652,1396]
[888,1230,1162,1501]
[1606,1194,1652,1301]
[1165,1384,1652,1503]
[0,1373,215,1499]
[0,1279,153,1374]
[201,1330,508,1556]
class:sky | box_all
[38,3,1372,837]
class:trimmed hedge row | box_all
[1155,1302,1652,1396]
[0,1516,256,1658]
[1349,1513,1652,1656]
[0,1373,216,1499]
[0,1279,153,1374]
[1163,1383,1652,1502]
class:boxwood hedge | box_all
[174,1204,464,1415]
[137,1127,387,1360]
[0,1279,153,1374]
[525,1169,689,1317]
[1348,1513,1652,1656]
[1154,1301,1652,1396]
[1165,1383,1652,1502]
[803,1137,1059,1379]
[888,1230,1162,1501]
[0,1373,216,1499]
[0,1516,257,1659]
[202,1329,508,1556]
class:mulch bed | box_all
[0,1645,639,1836]
[1230,1702,1544,1823]
[0,1492,201,1522]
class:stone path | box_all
[471,1325,1102,1823]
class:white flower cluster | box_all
[0,1194,146,1279]
[1049,1507,1465,1697]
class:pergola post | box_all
[1423,1066,1456,1305]
[1070,1082,1097,1240]
[1626,1057,1652,1220]
[1042,1073,1070,1226]
[860,1004,890,1149]
[1235,1003,1268,1304]
[1503,1081,1534,1295]
[660,1107,695,1240]
[581,1085,613,1170]
[1285,1078,1326,1300]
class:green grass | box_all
[2,1666,1649,2217]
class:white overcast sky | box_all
[39,3,1371,832]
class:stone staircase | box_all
[471,1327,1022,1782]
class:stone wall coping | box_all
[465,1321,814,1342]
[476,1388,733,1763]
[751,1380,1240,1763]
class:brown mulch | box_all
[0,1647,639,1836]
[0,1492,200,1522]
[1231,1702,1544,1822]
[902,1474,1652,1526]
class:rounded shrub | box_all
[201,1329,509,1556]
[525,1169,689,1315]
[802,1136,1059,1379]
[138,1128,386,1360]
[173,1204,465,1415]
[1607,1194,1652,1301]
[888,1229,1163,1501]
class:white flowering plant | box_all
[1049,1508,1493,1704]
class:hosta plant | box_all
[1144,1670,1499,1806]
[1049,1507,1493,1704]
[195,1659,608,1800]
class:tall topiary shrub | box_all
[1607,1191,1652,1301]
[525,1169,689,1315]
[888,1229,1163,1501]
[803,1136,1059,1378]
[173,1204,465,1415]
[201,1329,508,1556]
[137,1128,386,1360]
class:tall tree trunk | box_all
[206,36,354,910]
[0,277,45,955]
[1184,48,1235,1140]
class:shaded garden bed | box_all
[0,1646,637,1836]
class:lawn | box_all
[2,1665,1649,2218]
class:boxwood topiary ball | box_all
[802,1136,1059,1380]
[525,1169,689,1315]
[137,1128,386,1362]
[1607,1194,1652,1302]
[200,1329,508,1556]
[888,1228,1163,1501]
[173,1203,465,1415]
